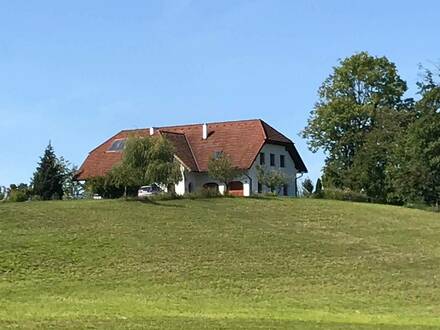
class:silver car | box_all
[138,184,162,198]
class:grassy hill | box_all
[1,198,440,329]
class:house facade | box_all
[76,119,307,197]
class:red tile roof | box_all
[75,119,307,180]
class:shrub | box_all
[321,188,370,203]
[9,190,28,202]
[185,187,222,199]
[84,176,137,199]
[148,192,182,202]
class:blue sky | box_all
[1,0,439,186]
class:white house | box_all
[76,119,307,196]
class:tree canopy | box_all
[302,52,415,202]
[388,68,440,207]
[207,152,244,192]
[110,135,182,192]
[256,165,288,194]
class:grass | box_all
[1,197,440,329]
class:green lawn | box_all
[1,198,440,329]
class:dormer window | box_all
[107,139,126,152]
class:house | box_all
[75,119,307,196]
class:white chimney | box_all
[202,123,208,140]
[149,127,155,136]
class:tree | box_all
[314,178,323,196]
[302,178,314,197]
[58,158,83,199]
[348,105,415,201]
[256,165,288,194]
[31,142,64,200]
[388,68,440,208]
[110,135,182,194]
[207,152,244,193]
[302,52,409,191]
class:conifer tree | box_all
[315,178,323,195]
[31,142,64,200]
[301,178,314,197]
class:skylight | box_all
[107,139,126,152]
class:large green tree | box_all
[110,135,182,193]
[302,52,409,197]
[31,142,65,200]
[388,68,440,208]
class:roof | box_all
[75,119,307,180]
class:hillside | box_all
[1,198,440,329]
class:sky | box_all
[1,0,439,187]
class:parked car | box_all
[138,184,162,198]
[93,194,103,200]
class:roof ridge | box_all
[120,119,262,132]
[158,130,185,135]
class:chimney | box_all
[202,123,208,140]
[149,127,155,136]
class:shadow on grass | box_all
[123,197,185,208]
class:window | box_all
[213,151,223,159]
[257,182,263,193]
[188,182,193,193]
[280,155,285,168]
[108,139,126,152]
[270,153,275,166]
[259,152,265,165]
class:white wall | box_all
[247,143,298,196]
[173,143,299,197]
[174,164,187,196]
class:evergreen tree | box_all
[31,142,64,200]
[302,178,314,197]
[314,178,323,195]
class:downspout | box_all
[295,172,304,197]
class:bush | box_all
[185,187,222,199]
[405,202,440,213]
[84,176,137,199]
[9,190,28,202]
[148,192,182,202]
[320,188,370,203]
